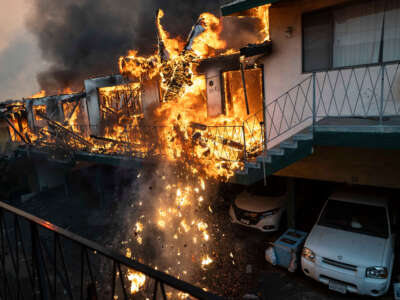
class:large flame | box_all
[253,4,271,42]
[12,7,269,181]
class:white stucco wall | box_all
[263,0,350,102]
[261,0,400,148]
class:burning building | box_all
[1,6,271,182]
[0,7,273,297]
[3,0,400,298]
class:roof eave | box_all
[221,0,280,16]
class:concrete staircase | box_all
[232,130,314,185]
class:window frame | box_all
[301,0,400,73]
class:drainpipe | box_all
[240,56,250,115]
[260,64,267,186]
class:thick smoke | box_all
[27,0,218,93]
[28,0,261,94]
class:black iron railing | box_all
[0,201,224,300]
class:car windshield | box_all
[318,200,388,238]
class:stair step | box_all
[268,148,285,156]
[280,140,298,149]
[293,133,313,141]
[257,155,272,164]
[246,162,261,169]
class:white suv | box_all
[301,191,395,297]
[229,177,287,232]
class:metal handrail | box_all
[264,75,313,145]
[264,61,400,147]
[0,201,224,300]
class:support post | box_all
[240,56,250,115]
[287,178,296,229]
[380,64,385,126]
[242,124,247,162]
[262,65,268,186]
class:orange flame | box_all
[29,90,46,99]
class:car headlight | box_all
[301,247,315,262]
[366,266,388,279]
[261,208,280,217]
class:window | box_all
[303,0,400,72]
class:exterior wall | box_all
[206,67,224,117]
[26,97,64,129]
[84,75,123,135]
[263,0,349,102]
[261,0,400,148]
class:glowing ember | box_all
[127,271,146,294]
[201,255,213,267]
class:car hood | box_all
[234,191,286,213]
[306,225,388,267]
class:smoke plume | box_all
[28,0,261,94]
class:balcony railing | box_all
[14,122,263,164]
[265,61,400,149]
[10,62,400,166]
[0,201,224,300]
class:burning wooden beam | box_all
[3,116,30,144]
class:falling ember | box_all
[135,222,143,232]
[126,248,132,258]
[197,221,208,231]
[158,220,166,228]
[127,271,146,294]
[201,255,213,268]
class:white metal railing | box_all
[265,62,400,149]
